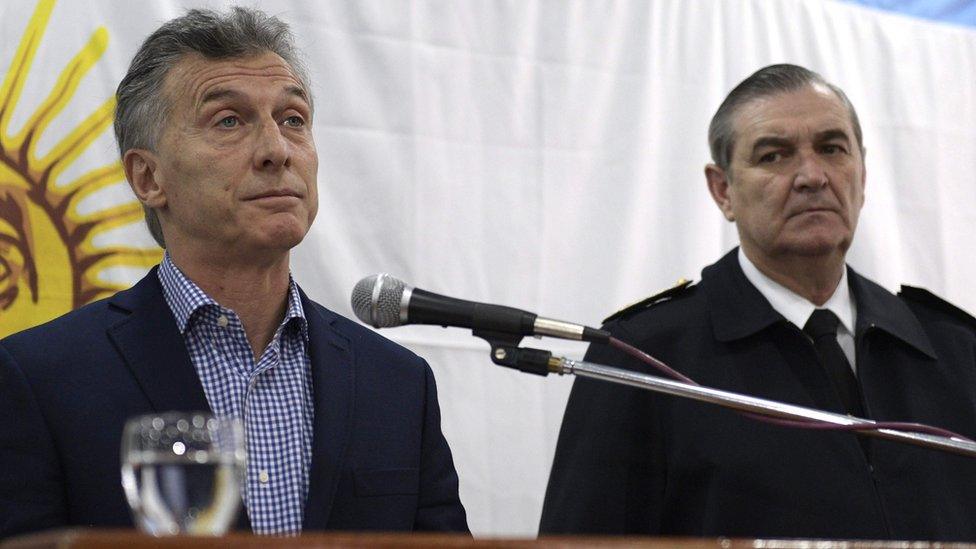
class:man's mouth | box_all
[247,189,302,200]
[790,206,836,218]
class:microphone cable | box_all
[352,272,972,442]
[606,336,973,442]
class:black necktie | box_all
[803,309,864,417]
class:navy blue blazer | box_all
[0,268,467,539]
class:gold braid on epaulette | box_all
[603,278,694,324]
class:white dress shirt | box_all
[737,248,858,373]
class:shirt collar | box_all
[157,252,308,340]
[737,248,856,335]
[158,252,218,333]
[283,277,309,343]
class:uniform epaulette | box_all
[898,285,976,330]
[603,278,695,324]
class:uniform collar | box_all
[703,247,936,359]
[848,270,937,359]
[703,248,784,342]
[737,248,856,336]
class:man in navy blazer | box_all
[0,7,466,539]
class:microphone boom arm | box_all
[550,356,976,459]
[351,274,976,458]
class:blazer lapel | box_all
[106,269,251,529]
[301,295,356,530]
[108,274,357,530]
[107,268,211,414]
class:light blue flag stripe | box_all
[839,0,976,28]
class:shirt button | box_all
[258,470,270,484]
[217,315,229,328]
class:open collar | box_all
[109,271,359,529]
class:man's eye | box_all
[218,116,239,128]
[821,144,846,155]
[283,115,305,128]
[759,152,781,163]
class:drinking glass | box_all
[121,412,245,536]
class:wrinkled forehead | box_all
[162,51,310,113]
[731,84,855,147]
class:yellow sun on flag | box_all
[0,0,161,337]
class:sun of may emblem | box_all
[0,0,161,337]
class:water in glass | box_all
[121,413,244,536]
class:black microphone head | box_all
[351,273,410,328]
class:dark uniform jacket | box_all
[0,268,468,539]
[540,248,976,540]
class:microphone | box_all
[351,274,610,343]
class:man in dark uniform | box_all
[539,64,976,540]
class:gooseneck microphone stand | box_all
[478,330,976,459]
[554,356,976,458]
[350,273,976,460]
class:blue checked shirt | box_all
[158,253,314,535]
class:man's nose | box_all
[253,119,290,170]
[793,150,828,191]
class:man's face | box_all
[706,85,866,265]
[148,51,318,258]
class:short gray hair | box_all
[707,64,863,174]
[114,6,312,248]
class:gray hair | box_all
[114,6,312,248]
[707,64,863,174]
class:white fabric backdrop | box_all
[3,0,975,536]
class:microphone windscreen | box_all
[351,274,407,328]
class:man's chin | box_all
[780,236,851,258]
[264,233,307,251]
[249,224,309,253]
[249,212,311,244]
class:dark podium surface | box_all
[3,530,975,549]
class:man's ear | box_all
[860,148,867,207]
[705,163,736,222]
[123,149,166,209]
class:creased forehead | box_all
[732,86,855,147]
[162,52,310,114]
[199,84,309,108]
